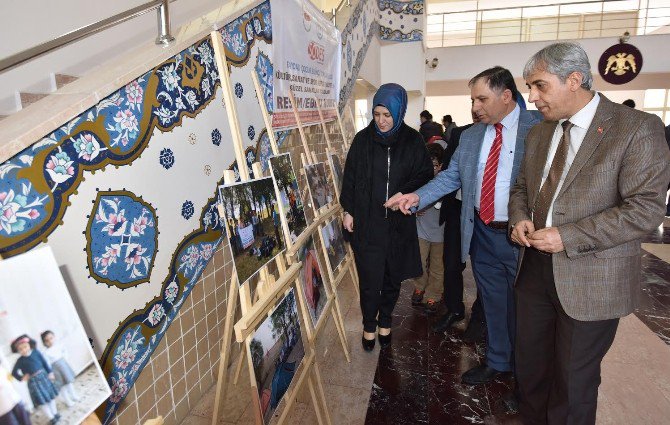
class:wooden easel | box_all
[210,30,331,425]
[251,72,351,363]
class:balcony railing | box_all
[426,0,670,48]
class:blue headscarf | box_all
[372,83,408,137]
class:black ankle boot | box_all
[362,335,375,351]
[378,332,392,348]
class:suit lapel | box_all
[556,97,614,199]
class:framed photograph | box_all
[297,236,328,327]
[268,153,308,244]
[218,177,286,285]
[0,246,111,425]
[249,288,304,424]
[304,162,335,211]
[328,152,344,196]
[320,217,347,272]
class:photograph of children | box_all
[328,153,344,195]
[320,218,347,272]
[268,154,308,243]
[304,162,335,211]
[0,246,111,425]
[297,237,327,327]
[219,177,286,285]
[249,289,304,424]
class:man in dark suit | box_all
[432,110,486,343]
[509,42,670,424]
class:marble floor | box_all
[180,220,670,425]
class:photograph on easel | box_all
[250,288,305,424]
[0,246,111,425]
[328,152,344,195]
[218,177,286,285]
[305,162,335,211]
[321,217,347,272]
[268,153,308,243]
[297,236,327,327]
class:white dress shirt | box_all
[538,93,600,227]
[475,104,520,222]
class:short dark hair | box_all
[442,115,453,124]
[622,99,636,108]
[41,330,54,343]
[420,110,433,120]
[426,144,444,163]
[469,66,518,101]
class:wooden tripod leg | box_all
[331,297,351,363]
[308,373,326,425]
[211,275,240,425]
[312,362,332,425]
[233,344,246,385]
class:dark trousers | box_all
[470,215,518,372]
[0,403,31,425]
[515,248,619,425]
[355,242,401,333]
[442,198,484,322]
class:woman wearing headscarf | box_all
[341,83,433,351]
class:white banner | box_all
[239,224,255,249]
[271,0,341,130]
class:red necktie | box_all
[479,122,504,224]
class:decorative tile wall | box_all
[378,0,424,42]
[0,0,384,423]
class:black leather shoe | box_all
[461,364,503,385]
[362,335,375,352]
[378,332,392,348]
[432,311,465,333]
[462,319,486,343]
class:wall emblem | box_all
[598,42,643,85]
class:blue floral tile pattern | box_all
[0,37,220,258]
[247,125,256,141]
[181,200,194,220]
[159,148,175,169]
[86,191,158,288]
[254,52,273,113]
[234,82,244,98]
[211,129,222,146]
[219,0,272,68]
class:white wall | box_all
[358,36,382,89]
[380,42,426,93]
[425,33,670,83]
[0,0,227,113]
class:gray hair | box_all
[523,42,593,90]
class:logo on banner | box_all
[598,43,643,85]
[308,41,325,64]
[303,9,312,32]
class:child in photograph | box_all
[411,144,446,314]
[0,361,31,425]
[41,331,80,407]
[10,335,60,424]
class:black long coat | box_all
[340,121,433,282]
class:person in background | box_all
[509,41,670,425]
[432,108,486,343]
[341,83,433,352]
[11,335,60,424]
[41,331,80,408]
[0,360,31,425]
[411,143,446,314]
[622,98,636,108]
[387,67,542,385]
[419,110,444,144]
[442,115,458,143]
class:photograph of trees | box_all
[268,153,308,243]
[249,289,304,424]
[328,152,343,195]
[305,162,335,211]
[321,217,347,272]
[218,177,285,285]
